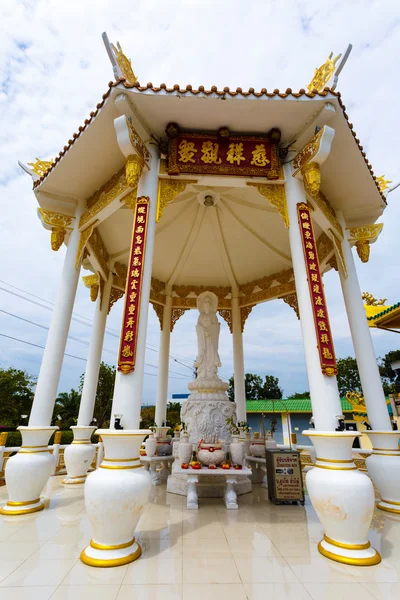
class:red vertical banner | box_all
[297,202,338,377]
[118,196,150,374]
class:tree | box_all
[336,357,362,397]
[287,391,310,399]
[378,350,400,395]
[0,367,35,426]
[53,389,81,428]
[228,372,282,401]
[166,401,181,430]
[79,362,116,428]
[261,375,283,399]
[140,405,155,429]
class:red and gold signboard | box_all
[167,127,280,179]
[118,196,149,374]
[297,202,337,377]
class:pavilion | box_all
[2,35,399,568]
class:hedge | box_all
[4,430,100,447]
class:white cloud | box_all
[1,0,400,407]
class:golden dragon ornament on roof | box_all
[307,52,341,93]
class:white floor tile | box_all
[183,582,247,600]
[243,582,312,600]
[123,557,182,585]
[304,582,376,600]
[52,584,120,600]
[234,557,299,584]
[183,557,240,584]
[62,561,128,586]
[0,556,77,587]
[0,586,57,600]
[117,584,182,599]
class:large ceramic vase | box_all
[178,433,192,464]
[365,431,400,514]
[145,433,157,458]
[304,430,380,566]
[81,429,151,568]
[230,435,244,466]
[63,426,97,485]
[0,426,57,516]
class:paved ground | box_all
[0,475,399,599]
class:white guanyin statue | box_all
[187,291,229,397]
[194,293,221,380]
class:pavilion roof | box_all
[246,397,355,413]
[32,81,385,205]
[367,302,400,330]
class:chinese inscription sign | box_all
[118,197,149,374]
[168,131,280,179]
[297,202,337,377]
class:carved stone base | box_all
[166,471,252,498]
[181,398,237,445]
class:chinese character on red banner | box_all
[297,202,337,377]
[118,197,150,374]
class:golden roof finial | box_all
[111,41,137,87]
[346,390,366,407]
[27,158,53,177]
[376,175,392,194]
[307,52,341,93]
[362,292,387,306]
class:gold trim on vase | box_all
[72,440,92,445]
[316,457,354,464]
[377,502,400,514]
[90,537,135,550]
[373,447,400,451]
[314,464,357,471]
[80,544,142,568]
[318,541,381,566]
[0,504,44,516]
[62,478,86,485]
[324,534,370,550]
[103,457,140,462]
[306,432,361,438]
[372,452,400,456]
[7,497,40,507]
[99,463,143,470]
[380,498,400,506]
[21,445,48,449]
[19,449,50,454]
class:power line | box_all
[0,333,189,379]
[0,309,191,379]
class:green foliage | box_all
[287,391,311,399]
[52,389,81,426]
[378,350,400,394]
[0,367,35,427]
[141,405,155,429]
[228,373,282,401]
[79,362,116,428]
[336,357,362,397]
[5,430,78,447]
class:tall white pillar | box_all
[232,296,246,422]
[111,148,160,428]
[337,215,391,430]
[155,294,172,426]
[284,163,342,430]
[29,199,85,426]
[77,271,113,426]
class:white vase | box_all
[198,442,225,466]
[63,426,96,485]
[0,426,57,516]
[304,430,380,566]
[249,440,266,458]
[145,433,157,457]
[265,438,278,450]
[153,426,170,439]
[230,435,244,466]
[81,429,151,568]
[240,432,251,457]
[178,433,192,464]
[156,437,172,456]
[365,430,400,514]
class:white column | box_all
[337,215,391,430]
[232,296,246,422]
[29,199,85,426]
[155,294,172,426]
[77,272,113,426]
[284,163,342,430]
[111,148,160,428]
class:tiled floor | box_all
[0,475,400,599]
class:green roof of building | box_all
[246,397,355,413]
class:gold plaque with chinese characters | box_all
[167,126,280,179]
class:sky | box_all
[1,0,400,407]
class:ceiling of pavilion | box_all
[98,183,324,289]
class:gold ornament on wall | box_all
[240,305,254,332]
[37,209,74,252]
[247,183,289,227]
[108,287,124,314]
[302,162,321,197]
[151,302,164,330]
[75,221,99,269]
[28,158,53,177]
[376,175,392,194]
[171,308,188,332]
[293,128,324,173]
[281,293,299,319]
[111,42,137,87]
[82,273,100,302]
[79,167,128,229]
[362,292,387,307]
[126,154,145,191]
[156,178,197,222]
[218,309,233,333]
[348,223,383,264]
[307,52,341,93]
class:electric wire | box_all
[0,309,191,379]
[0,333,190,379]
